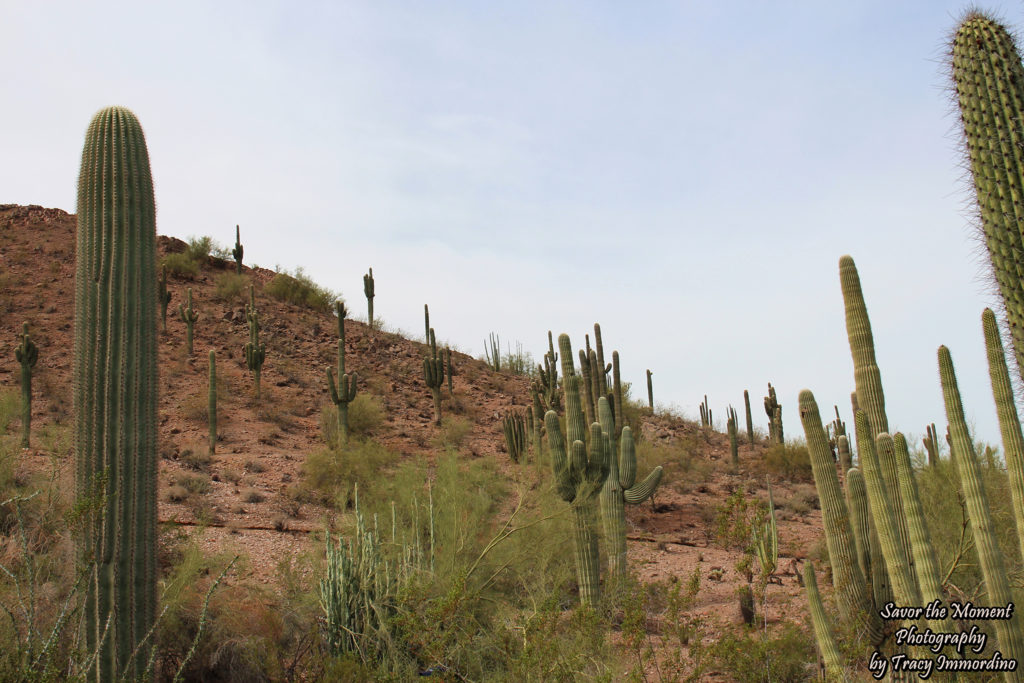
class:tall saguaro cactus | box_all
[15,322,37,449]
[726,406,739,466]
[158,265,171,332]
[208,350,217,455]
[74,106,159,682]
[244,285,266,399]
[646,369,654,412]
[951,12,1024,384]
[423,328,444,426]
[327,301,357,446]
[598,396,662,578]
[232,224,243,275]
[178,287,198,355]
[743,389,753,445]
[363,268,375,330]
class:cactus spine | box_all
[74,106,158,681]
[423,328,444,426]
[743,389,753,444]
[599,395,663,578]
[158,265,171,332]
[244,285,265,399]
[15,322,37,449]
[208,350,217,455]
[363,268,374,330]
[940,346,1024,674]
[726,406,738,466]
[327,301,357,447]
[232,224,243,275]
[178,286,198,355]
[951,13,1024,385]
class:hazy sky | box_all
[2,1,1021,453]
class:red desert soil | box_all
[0,204,832,679]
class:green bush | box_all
[265,266,337,312]
[300,439,401,509]
[214,272,251,302]
[762,442,813,482]
[161,252,199,277]
[710,622,815,682]
[320,394,385,447]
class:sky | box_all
[1,1,1021,454]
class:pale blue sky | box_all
[1,1,1020,452]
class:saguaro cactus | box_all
[599,396,662,578]
[15,322,37,449]
[158,265,171,332]
[646,369,654,412]
[423,328,444,426]
[178,287,198,355]
[326,301,357,447]
[699,395,712,429]
[951,13,1024,384]
[940,346,1024,672]
[424,304,430,344]
[743,389,753,445]
[502,410,527,463]
[74,106,159,681]
[232,224,243,275]
[764,383,783,445]
[363,268,374,330]
[922,423,940,466]
[208,350,217,455]
[244,285,266,399]
[445,346,454,397]
[726,406,738,466]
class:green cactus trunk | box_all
[208,350,217,455]
[15,322,37,449]
[327,302,356,447]
[179,287,197,355]
[940,346,1024,678]
[363,268,374,331]
[74,106,159,682]
[727,406,738,466]
[951,13,1024,386]
[445,346,454,397]
[843,468,872,598]
[232,224,243,275]
[158,265,170,333]
[646,369,653,412]
[982,308,1024,564]
[423,328,444,426]
[244,285,265,400]
[743,389,753,445]
[798,390,881,644]
[803,561,846,681]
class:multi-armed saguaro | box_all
[423,328,444,426]
[327,300,357,447]
[244,284,266,399]
[178,287,198,355]
[15,322,37,449]
[74,106,159,682]
[363,268,375,330]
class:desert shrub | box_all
[710,621,815,682]
[762,442,813,482]
[161,251,200,278]
[265,266,337,312]
[214,271,251,302]
[713,486,767,552]
[300,439,401,509]
[431,416,472,451]
[185,235,216,264]
[320,394,385,446]
[240,488,265,504]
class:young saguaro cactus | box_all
[208,350,217,455]
[327,301,357,447]
[232,224,243,275]
[598,396,662,579]
[158,265,171,332]
[363,268,375,330]
[743,389,753,445]
[178,287,198,355]
[244,285,266,399]
[15,322,37,449]
[423,328,444,426]
[951,13,1024,385]
[74,106,159,681]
